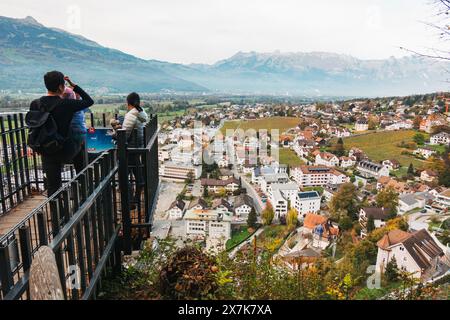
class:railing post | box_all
[0,243,14,297]
[117,129,131,255]
[19,226,32,272]
[37,210,48,246]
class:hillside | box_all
[0,16,206,93]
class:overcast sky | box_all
[0,0,445,64]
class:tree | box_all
[368,116,378,130]
[286,208,298,230]
[203,186,209,198]
[376,186,399,219]
[329,183,358,221]
[366,215,375,233]
[413,133,425,145]
[247,208,257,229]
[261,201,274,225]
[385,258,399,282]
[333,138,345,157]
[185,171,194,184]
[339,216,353,231]
[438,146,450,187]
[407,163,415,176]
[413,116,422,130]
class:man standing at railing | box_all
[27,71,94,196]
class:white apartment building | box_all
[435,189,450,213]
[357,160,390,179]
[271,188,289,219]
[160,161,202,180]
[293,191,321,218]
[184,209,232,243]
[267,182,299,204]
[259,173,290,193]
[291,166,349,187]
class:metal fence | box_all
[0,113,159,300]
[117,115,159,254]
[0,114,44,215]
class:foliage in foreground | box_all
[99,232,446,300]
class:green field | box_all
[226,226,256,250]
[278,148,304,167]
[221,117,300,134]
[343,130,429,168]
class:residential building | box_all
[339,156,356,168]
[201,177,240,194]
[382,159,400,171]
[430,132,450,145]
[160,161,202,180]
[413,147,435,159]
[267,182,299,204]
[355,119,369,132]
[420,169,438,183]
[323,184,339,202]
[357,160,390,179]
[233,194,254,218]
[398,192,435,214]
[359,207,389,237]
[376,229,444,281]
[271,188,289,219]
[184,208,232,246]
[188,198,208,210]
[167,199,186,220]
[294,191,321,218]
[302,213,339,249]
[211,198,233,214]
[291,166,349,187]
[259,173,290,192]
[435,189,450,213]
[315,152,339,167]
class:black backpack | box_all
[25,99,65,155]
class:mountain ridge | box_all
[0,16,448,96]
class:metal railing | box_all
[0,149,121,300]
[0,114,44,215]
[0,113,159,300]
[116,115,159,254]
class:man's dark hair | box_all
[127,92,142,111]
[44,71,65,92]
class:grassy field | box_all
[221,117,300,134]
[343,130,429,168]
[278,148,304,167]
[226,226,255,250]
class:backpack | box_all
[25,99,66,155]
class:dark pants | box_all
[42,139,81,197]
[128,154,144,207]
[72,138,88,174]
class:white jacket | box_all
[122,108,148,147]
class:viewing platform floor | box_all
[0,194,47,238]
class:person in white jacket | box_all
[122,92,148,210]
[122,92,148,148]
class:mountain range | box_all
[0,16,449,97]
